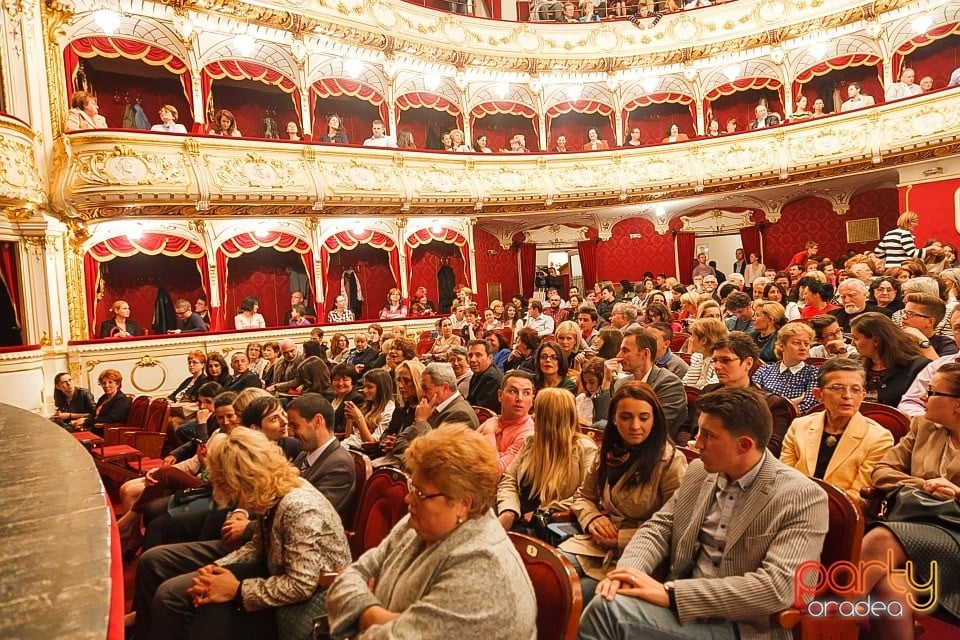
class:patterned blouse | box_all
[751,361,819,414]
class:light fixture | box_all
[233,33,256,57]
[126,227,142,241]
[424,73,442,91]
[291,40,307,63]
[566,84,583,101]
[911,15,933,34]
[254,226,271,239]
[94,8,121,36]
[173,15,194,40]
[808,42,828,59]
[641,76,659,93]
[494,82,509,99]
[431,223,443,234]
[344,58,364,79]
[722,64,740,82]
[655,205,666,217]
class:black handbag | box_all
[879,486,960,529]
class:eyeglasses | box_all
[926,388,960,399]
[539,354,559,362]
[405,475,447,502]
[902,310,933,320]
[713,357,741,365]
[818,328,844,340]
[822,385,865,395]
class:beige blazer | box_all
[618,452,828,640]
[496,435,598,516]
[872,416,960,490]
[781,411,894,505]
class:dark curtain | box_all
[676,233,697,284]
[0,242,22,345]
[577,240,598,291]
[520,243,537,298]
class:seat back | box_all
[805,401,910,443]
[143,398,170,433]
[508,532,583,640]
[343,449,373,529]
[811,477,864,573]
[670,333,690,352]
[578,425,604,446]
[127,395,151,429]
[473,405,496,424]
[675,351,692,365]
[416,338,435,356]
[349,467,409,559]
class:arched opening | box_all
[324,245,397,321]
[311,78,387,143]
[546,102,614,151]
[624,96,697,145]
[224,249,311,328]
[707,83,784,132]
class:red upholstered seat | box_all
[578,425,604,446]
[416,338,435,356]
[508,532,583,640]
[347,467,409,560]
[670,333,690,352]
[805,401,910,443]
[342,449,373,529]
[104,395,151,445]
[472,405,496,424]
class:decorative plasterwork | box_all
[679,208,758,233]
[0,117,46,214]
[522,224,589,245]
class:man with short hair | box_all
[467,339,504,413]
[723,292,756,336]
[732,248,746,276]
[788,241,819,271]
[847,262,874,284]
[543,293,569,324]
[224,353,261,392]
[597,286,617,322]
[50,372,96,430]
[596,328,687,438]
[448,304,467,330]
[885,67,922,101]
[899,305,960,416]
[578,387,828,640]
[525,299,555,337]
[558,1,578,21]
[647,322,689,380]
[780,359,894,505]
[808,314,858,358]
[267,339,303,392]
[327,295,354,323]
[691,253,714,279]
[610,302,640,333]
[840,82,876,111]
[829,279,889,331]
[577,306,601,349]
[283,291,316,325]
[750,103,781,129]
[479,371,536,474]
[286,393,357,521]
[169,299,207,334]
[900,292,958,358]
[702,274,719,297]
[362,119,397,147]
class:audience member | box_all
[681,319,727,389]
[901,292,958,358]
[467,339,505,411]
[342,368,395,450]
[100,300,140,338]
[751,322,819,413]
[209,109,241,136]
[266,339,303,392]
[749,103,781,129]
[151,105,187,133]
[884,67,922,101]
[830,279,888,331]
[81,368,131,433]
[223,353,261,392]
[524,299,555,337]
[850,312,930,407]
[362,119,397,147]
[234,296,266,330]
[50,371,96,429]
[840,82,875,111]
[534,340,578,395]
[808,314,858,358]
[379,287,408,319]
[169,299,207,334]
[646,322,689,379]
[65,90,107,131]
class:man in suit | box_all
[579,387,829,640]
[286,393,357,522]
[266,339,303,392]
[382,363,479,467]
[595,327,688,439]
[223,353,262,392]
[467,339,503,413]
[732,248,747,276]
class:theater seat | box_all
[472,405,496,424]
[342,449,373,529]
[508,532,583,640]
[806,401,910,443]
[347,467,409,560]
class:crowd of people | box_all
[59,211,960,639]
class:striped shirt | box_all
[874,228,923,267]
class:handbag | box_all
[878,486,960,529]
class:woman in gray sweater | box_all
[327,423,537,639]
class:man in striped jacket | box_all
[578,387,828,640]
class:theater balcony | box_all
[0,114,46,218]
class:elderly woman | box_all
[780,358,894,505]
[681,318,728,389]
[76,369,131,432]
[859,363,960,638]
[64,90,108,131]
[875,211,941,268]
[497,388,598,537]
[751,322,819,413]
[140,427,351,640]
[379,288,408,320]
[328,423,537,638]
[561,382,687,601]
[850,312,930,407]
[752,300,786,363]
[234,296,266,330]
[99,300,140,338]
[870,276,904,313]
[151,104,188,133]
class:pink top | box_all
[482,415,535,474]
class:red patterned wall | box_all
[224,249,301,327]
[312,95,381,143]
[84,61,191,130]
[548,111,614,152]
[762,188,900,269]
[900,178,960,246]
[898,33,960,89]
[473,228,519,309]
[626,103,696,146]
[409,243,468,305]
[95,254,204,335]
[211,82,298,141]
[598,217,677,282]
[323,245,396,321]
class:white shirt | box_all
[884,83,922,101]
[525,313,555,337]
[363,134,397,148]
[151,123,188,133]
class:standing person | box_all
[743,252,766,293]
[577,387,828,640]
[50,372,96,430]
[732,248,747,276]
[875,212,941,268]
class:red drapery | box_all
[519,242,537,297]
[545,100,615,144]
[892,22,960,76]
[676,233,697,283]
[216,231,314,328]
[739,226,762,274]
[704,78,784,122]
[64,37,192,113]
[791,54,883,102]
[83,253,102,337]
[469,101,539,149]
[311,78,389,132]
[202,61,301,127]
[404,228,470,287]
[623,92,697,145]
[320,230,400,301]
[577,239,598,290]
[0,242,21,329]
[395,93,463,147]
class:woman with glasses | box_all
[533,341,578,395]
[780,358,894,504]
[751,322,820,413]
[870,276,904,313]
[850,312,930,407]
[328,424,537,638]
[859,363,960,639]
[168,350,209,402]
[496,388,598,537]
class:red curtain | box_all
[520,242,537,297]
[215,249,229,330]
[676,233,697,283]
[202,61,301,133]
[623,93,697,144]
[405,229,470,290]
[739,225,762,267]
[545,100,615,150]
[83,253,102,337]
[0,243,21,329]
[577,239,598,290]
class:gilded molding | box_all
[0,118,46,210]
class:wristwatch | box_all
[664,580,678,613]
[919,339,931,349]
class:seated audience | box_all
[342,368,395,450]
[51,372,96,430]
[480,371,536,473]
[555,320,583,369]
[681,319,727,389]
[242,395,300,460]
[168,351,208,402]
[65,90,108,131]
[234,296,266,330]
[327,295,355,323]
[871,276,903,313]
[223,353,261,392]
[750,103,781,129]
[860,363,960,637]
[791,95,813,120]
[497,388,598,536]
[646,322,688,380]
[409,287,436,316]
[885,67,922,101]
[328,333,351,365]
[447,345,474,397]
[900,292,958,358]
[379,288,408,319]
[209,109,242,136]
[169,298,208,334]
[203,353,230,388]
[170,381,222,449]
[562,382,687,602]
[319,114,348,143]
[830,278,889,331]
[244,343,266,381]
[82,368,131,433]
[284,121,300,140]
[327,424,536,637]
[800,279,839,318]
[374,359,425,460]
[282,291,315,324]
[840,82,875,111]
[808,314,858,359]
[752,300,786,363]
[751,322,819,413]
[723,292,756,335]
[576,357,606,427]
[484,330,511,371]
[661,123,689,143]
[266,340,304,392]
[362,119,397,147]
[329,363,362,435]
[193,298,212,328]
[100,300,140,338]
[151,105,187,133]
[295,355,333,396]
[850,312,930,407]
[577,387,828,640]
[136,427,351,640]
[426,317,463,362]
[780,358,894,504]
[533,340,578,395]
[467,339,505,411]
[347,331,384,374]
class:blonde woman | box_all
[875,211,942,268]
[681,318,729,389]
[496,388,598,538]
[450,128,472,152]
[752,300,786,363]
[938,268,960,338]
[752,321,819,413]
